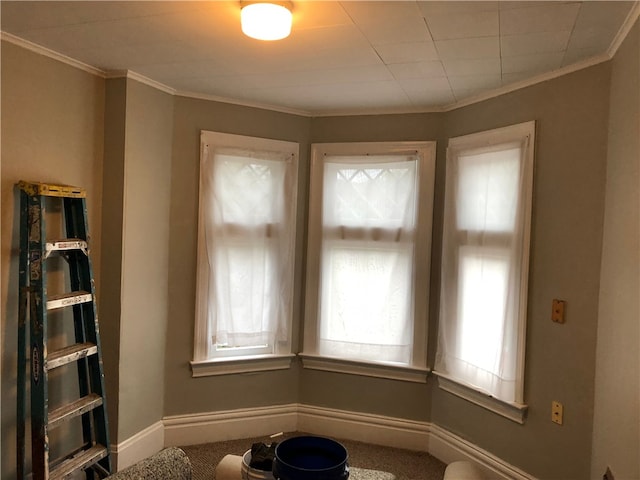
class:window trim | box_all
[299,353,430,383]
[192,130,299,375]
[302,141,437,378]
[435,372,528,424]
[190,354,295,377]
[434,121,535,414]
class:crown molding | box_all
[441,53,611,112]
[608,1,640,58]
[174,90,312,117]
[105,69,176,95]
[1,31,105,77]
[310,104,445,117]
[3,5,638,119]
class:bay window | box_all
[434,121,535,420]
[192,131,298,376]
[302,142,436,381]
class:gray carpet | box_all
[180,432,446,480]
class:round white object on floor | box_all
[241,450,276,480]
[215,454,243,480]
[444,461,485,480]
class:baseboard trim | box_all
[429,424,536,480]
[158,404,536,479]
[162,403,299,446]
[111,420,164,471]
[298,404,431,452]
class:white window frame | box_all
[301,141,436,383]
[434,121,535,423]
[191,131,298,377]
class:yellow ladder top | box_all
[18,181,86,198]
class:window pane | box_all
[324,159,417,229]
[195,132,298,363]
[457,246,510,372]
[213,241,277,349]
[320,243,413,346]
[215,153,285,225]
[211,153,286,352]
[436,122,533,405]
[456,147,520,232]
[318,155,418,365]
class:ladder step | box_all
[46,291,92,311]
[49,445,108,480]
[45,239,88,257]
[47,342,98,370]
[49,394,103,430]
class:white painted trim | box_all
[440,54,611,112]
[111,421,165,472]
[435,374,528,424]
[190,354,295,377]
[429,424,536,480]
[163,404,299,446]
[297,404,430,452]
[3,17,636,118]
[299,354,429,384]
[175,90,312,117]
[608,2,640,58]
[0,31,105,77]
[161,404,537,480]
[105,70,176,96]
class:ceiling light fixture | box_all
[241,1,293,41]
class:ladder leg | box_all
[63,199,93,448]
[28,194,50,479]
[17,190,29,480]
[64,197,112,474]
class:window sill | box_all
[434,372,528,424]
[299,354,429,383]
[190,354,295,377]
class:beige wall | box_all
[118,79,174,440]
[434,63,611,480]
[101,77,127,444]
[1,40,105,478]
[162,63,614,480]
[101,77,175,445]
[591,20,640,480]
[163,97,311,415]
[303,64,612,480]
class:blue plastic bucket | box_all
[273,436,349,480]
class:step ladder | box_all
[17,181,111,480]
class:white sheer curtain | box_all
[436,133,532,403]
[196,140,296,359]
[318,155,418,365]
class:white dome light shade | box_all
[241,2,292,41]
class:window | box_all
[192,131,298,376]
[302,142,436,382]
[434,121,535,420]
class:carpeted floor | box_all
[180,432,447,480]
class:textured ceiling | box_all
[1,1,638,115]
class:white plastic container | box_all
[241,450,276,480]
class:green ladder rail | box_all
[17,181,111,480]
